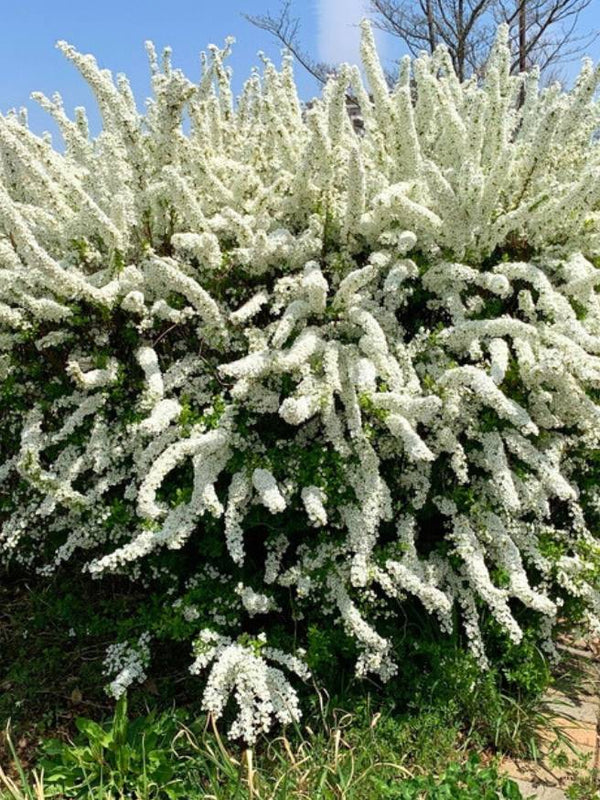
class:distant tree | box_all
[369,0,493,81]
[495,0,597,76]
[247,0,598,83]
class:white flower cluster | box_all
[103,633,152,699]
[2,23,600,742]
[189,630,309,743]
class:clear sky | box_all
[1,0,598,140]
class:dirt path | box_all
[501,641,600,799]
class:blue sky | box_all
[1,0,598,140]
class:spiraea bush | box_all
[1,22,600,743]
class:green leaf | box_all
[75,717,111,747]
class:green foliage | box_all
[372,755,522,799]
[178,394,225,437]
[1,701,527,800]
[0,574,556,798]
[38,697,188,799]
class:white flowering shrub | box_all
[2,23,600,743]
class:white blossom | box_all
[103,633,151,699]
[252,468,286,514]
[301,485,328,526]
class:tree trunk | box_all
[457,0,465,82]
[518,0,527,72]
[426,0,436,54]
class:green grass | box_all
[1,702,524,800]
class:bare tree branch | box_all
[243,1,334,85]
[370,0,495,80]
[494,0,598,76]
